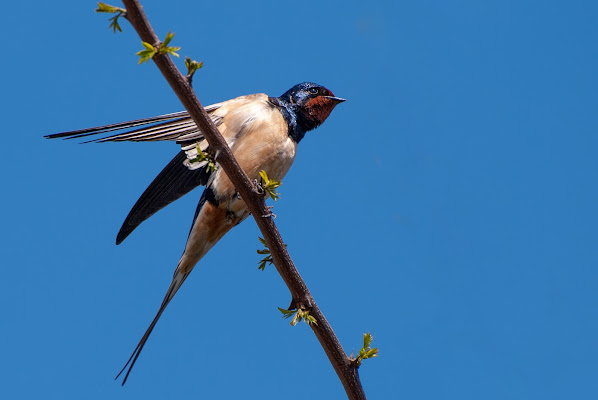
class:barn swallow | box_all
[46,82,344,384]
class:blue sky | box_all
[2,0,597,399]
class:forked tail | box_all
[115,270,189,385]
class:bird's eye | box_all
[309,87,319,95]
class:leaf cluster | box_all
[137,31,181,64]
[185,57,204,81]
[258,170,282,201]
[256,237,287,270]
[278,307,317,326]
[95,2,126,33]
[352,333,379,366]
[188,143,216,173]
[257,237,273,270]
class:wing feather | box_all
[116,151,211,244]
[45,111,190,141]
[92,119,198,143]
[46,94,271,242]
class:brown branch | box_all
[120,1,366,398]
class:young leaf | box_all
[277,307,316,326]
[109,15,122,33]
[163,31,175,46]
[278,307,296,319]
[96,2,125,13]
[354,332,379,366]
[185,57,204,78]
[365,348,379,358]
[304,313,318,326]
[136,42,157,64]
[257,237,273,270]
[363,332,373,349]
[258,170,282,200]
[158,31,181,58]
[188,143,216,172]
[290,312,301,326]
[95,2,126,33]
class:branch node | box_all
[136,31,180,64]
[185,57,203,87]
[257,170,281,200]
[350,332,379,367]
[277,306,317,326]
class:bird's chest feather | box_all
[210,102,297,213]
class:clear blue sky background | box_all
[2,1,597,399]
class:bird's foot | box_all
[252,179,264,195]
[262,205,276,219]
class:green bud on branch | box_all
[95,2,126,33]
[352,332,379,366]
[137,31,181,64]
[185,57,204,81]
[188,143,216,173]
[259,170,282,201]
[277,307,317,326]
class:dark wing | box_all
[116,151,212,244]
[47,106,225,242]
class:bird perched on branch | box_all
[46,82,345,384]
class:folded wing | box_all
[46,94,268,243]
[46,106,222,241]
[116,151,212,244]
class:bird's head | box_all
[279,82,345,130]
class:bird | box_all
[46,82,345,384]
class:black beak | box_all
[324,96,346,103]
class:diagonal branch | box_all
[120,1,367,398]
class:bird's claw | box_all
[253,179,267,197]
[262,205,276,219]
